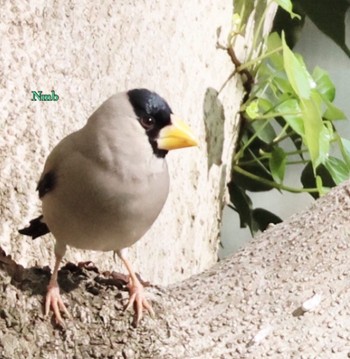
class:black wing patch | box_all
[37,170,56,198]
[18,215,50,239]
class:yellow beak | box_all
[157,115,198,150]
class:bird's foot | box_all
[45,283,71,326]
[125,279,155,327]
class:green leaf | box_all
[267,31,283,52]
[311,67,346,123]
[251,120,277,144]
[227,181,255,231]
[232,1,255,37]
[228,182,283,235]
[252,208,283,231]
[257,98,274,113]
[263,33,284,73]
[275,99,304,136]
[312,66,335,101]
[323,99,347,121]
[276,116,304,155]
[272,5,305,49]
[315,175,326,196]
[278,96,301,114]
[339,137,350,166]
[282,32,312,99]
[318,121,332,165]
[245,98,274,120]
[269,147,287,183]
[295,53,317,86]
[301,161,335,199]
[274,73,293,93]
[273,0,301,19]
[245,100,260,119]
[300,91,324,168]
[232,13,242,32]
[324,156,350,185]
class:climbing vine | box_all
[227,0,349,234]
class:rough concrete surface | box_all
[0,0,245,285]
[2,178,350,358]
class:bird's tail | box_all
[18,215,50,239]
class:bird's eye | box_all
[140,117,155,130]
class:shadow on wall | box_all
[203,87,225,171]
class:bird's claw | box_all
[125,280,155,326]
[45,284,71,327]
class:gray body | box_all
[40,93,169,256]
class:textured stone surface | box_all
[0,0,242,285]
[1,179,350,358]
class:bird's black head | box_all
[127,88,172,158]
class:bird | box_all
[19,88,198,326]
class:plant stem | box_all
[238,158,269,166]
[286,148,308,156]
[236,149,309,166]
[233,165,319,193]
[247,148,272,176]
[233,120,270,161]
[238,158,308,166]
[238,46,283,72]
[335,133,350,167]
[252,111,300,120]
[272,123,289,143]
[247,0,272,61]
[286,160,308,165]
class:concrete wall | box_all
[1,1,244,285]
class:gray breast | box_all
[42,153,170,252]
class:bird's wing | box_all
[37,130,80,199]
[37,171,56,198]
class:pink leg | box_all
[117,249,155,326]
[45,254,71,326]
